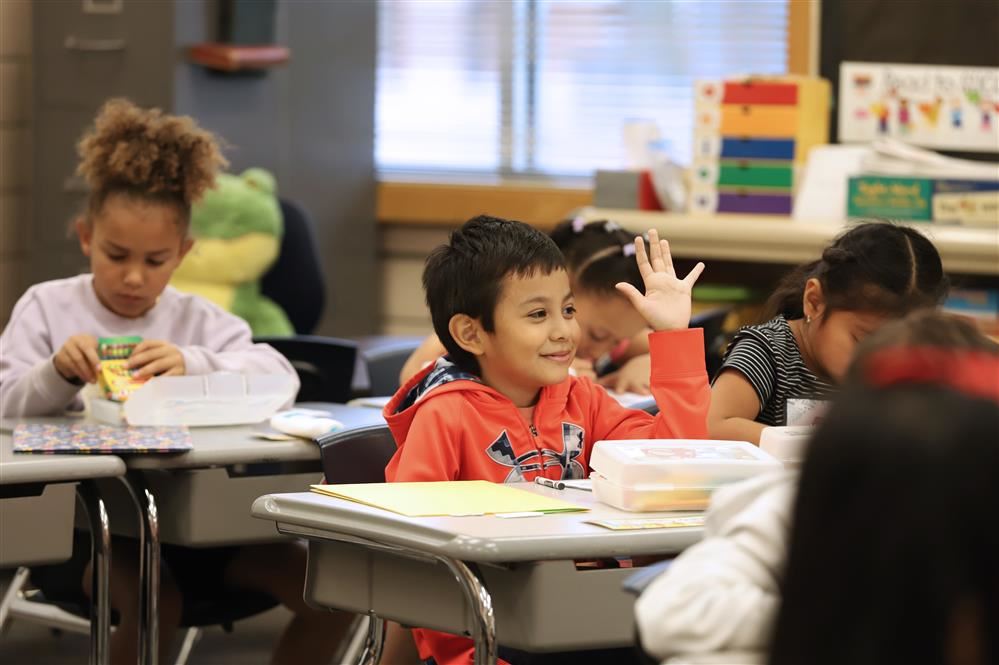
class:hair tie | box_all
[572,216,586,233]
[622,243,636,257]
[863,347,999,403]
[603,220,622,233]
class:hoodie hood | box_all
[383,355,573,455]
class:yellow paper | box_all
[309,480,587,517]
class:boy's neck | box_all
[478,366,542,408]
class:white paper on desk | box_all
[792,145,871,221]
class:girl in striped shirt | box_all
[707,222,949,444]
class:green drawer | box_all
[718,162,793,188]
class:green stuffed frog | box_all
[172,168,294,336]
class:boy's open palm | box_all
[615,229,705,332]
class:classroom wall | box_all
[0,0,32,327]
[8,0,378,337]
[173,0,380,337]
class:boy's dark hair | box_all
[762,221,949,321]
[423,215,566,373]
[549,218,643,295]
[770,384,999,665]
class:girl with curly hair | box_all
[0,99,353,664]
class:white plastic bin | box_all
[589,440,781,512]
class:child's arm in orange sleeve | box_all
[591,328,710,442]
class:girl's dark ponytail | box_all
[761,222,949,323]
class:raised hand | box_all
[615,229,705,332]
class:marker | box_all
[535,477,565,490]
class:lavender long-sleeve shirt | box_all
[0,274,299,417]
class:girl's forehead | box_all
[95,197,185,238]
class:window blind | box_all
[376,0,789,177]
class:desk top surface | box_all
[125,402,386,470]
[1,403,385,473]
[0,423,126,486]
[252,482,704,563]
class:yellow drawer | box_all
[720,105,798,138]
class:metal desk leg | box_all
[357,612,385,665]
[120,473,161,665]
[77,480,111,665]
[437,557,496,665]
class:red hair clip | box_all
[863,346,999,403]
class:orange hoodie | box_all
[383,328,710,665]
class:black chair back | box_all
[255,335,358,403]
[261,199,326,335]
[689,306,732,378]
[362,339,423,396]
[316,424,397,485]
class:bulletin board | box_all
[819,0,999,158]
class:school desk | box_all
[251,482,706,665]
[113,403,385,665]
[1,421,127,665]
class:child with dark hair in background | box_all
[770,323,999,665]
[709,221,949,444]
[385,214,709,664]
[401,218,661,394]
[0,99,353,664]
[636,309,998,663]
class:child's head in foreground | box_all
[771,310,999,665]
[75,98,227,318]
[764,221,949,381]
[423,215,578,406]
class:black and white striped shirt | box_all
[714,316,833,426]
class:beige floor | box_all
[0,569,312,665]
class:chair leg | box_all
[356,612,385,665]
[333,614,368,665]
[0,567,32,631]
[173,627,202,665]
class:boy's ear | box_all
[802,278,826,320]
[75,217,93,257]
[448,313,486,357]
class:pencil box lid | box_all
[120,372,296,427]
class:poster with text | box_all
[839,62,999,153]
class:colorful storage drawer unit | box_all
[691,75,831,216]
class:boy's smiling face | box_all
[473,268,580,407]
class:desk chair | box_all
[361,338,423,397]
[261,198,326,336]
[256,335,358,403]
[688,307,732,379]
[313,425,397,663]
[316,424,396,485]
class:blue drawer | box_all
[720,138,795,160]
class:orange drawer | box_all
[720,105,798,138]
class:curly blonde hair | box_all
[77,98,228,220]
